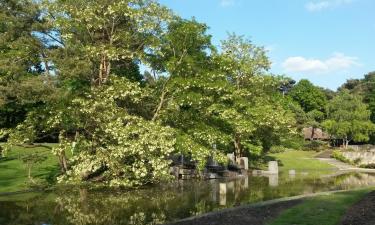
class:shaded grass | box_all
[267,151,336,176]
[268,188,373,225]
[0,143,59,193]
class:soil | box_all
[340,191,375,225]
[168,199,303,225]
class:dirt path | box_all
[340,191,375,225]
[167,199,302,225]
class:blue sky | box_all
[159,0,375,90]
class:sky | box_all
[158,0,375,90]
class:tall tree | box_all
[216,34,295,158]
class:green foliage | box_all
[45,0,172,85]
[303,140,327,151]
[0,0,316,188]
[323,90,375,147]
[220,33,271,86]
[289,79,327,113]
[51,78,176,187]
[279,135,305,150]
[331,150,353,165]
[340,72,375,144]
[269,145,291,153]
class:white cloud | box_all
[220,0,235,7]
[305,0,353,12]
[282,53,360,73]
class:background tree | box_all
[215,34,295,158]
[289,79,327,113]
[322,90,375,148]
[0,0,54,132]
[289,79,327,139]
[339,72,375,143]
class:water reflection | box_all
[0,172,375,225]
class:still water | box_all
[0,171,374,225]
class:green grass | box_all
[268,188,373,225]
[0,143,59,193]
[268,150,335,173]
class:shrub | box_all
[269,145,291,153]
[303,140,327,151]
[360,163,375,169]
[332,150,353,165]
[280,135,305,150]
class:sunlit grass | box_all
[268,188,373,225]
[267,150,336,177]
[0,143,59,193]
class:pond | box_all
[0,171,375,225]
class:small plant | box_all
[21,153,47,182]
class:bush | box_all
[360,163,375,169]
[303,140,327,151]
[279,135,305,150]
[269,145,291,153]
[332,150,353,165]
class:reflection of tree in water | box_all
[54,182,217,225]
[1,173,374,225]
[55,189,170,225]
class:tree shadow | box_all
[0,157,16,163]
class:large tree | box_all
[214,34,295,158]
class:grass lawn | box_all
[267,150,335,174]
[0,143,59,193]
[268,188,373,225]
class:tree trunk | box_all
[310,127,316,140]
[28,165,32,179]
[233,134,242,159]
[152,77,171,121]
[58,151,68,173]
[345,139,350,149]
[98,55,111,85]
[152,89,167,121]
